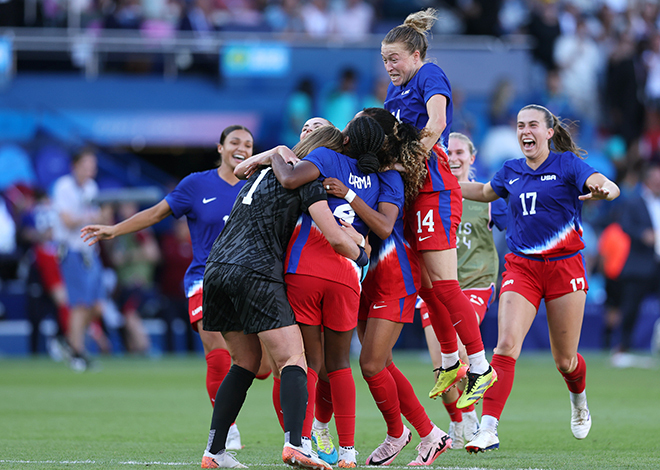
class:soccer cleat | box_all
[282,442,332,470]
[465,429,499,454]
[225,423,243,450]
[570,398,592,439]
[312,426,338,465]
[337,446,357,468]
[407,424,451,465]
[462,410,480,442]
[448,421,464,449]
[201,450,247,468]
[365,425,412,466]
[457,366,498,408]
[429,360,468,399]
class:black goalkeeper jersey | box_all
[206,167,327,281]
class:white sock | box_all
[467,351,488,375]
[570,390,587,407]
[313,418,329,430]
[481,415,499,433]
[441,351,460,370]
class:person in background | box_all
[459,104,619,453]
[81,126,258,449]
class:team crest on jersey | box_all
[541,174,557,181]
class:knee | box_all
[359,355,383,378]
[555,355,577,374]
[493,336,521,359]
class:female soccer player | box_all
[460,104,619,453]
[324,107,452,466]
[200,151,368,469]
[381,8,496,407]
[418,132,507,449]
[81,125,258,449]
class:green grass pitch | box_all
[0,351,658,470]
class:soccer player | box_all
[418,132,507,449]
[460,104,619,452]
[200,152,368,470]
[81,125,256,449]
[381,8,496,407]
[325,107,452,466]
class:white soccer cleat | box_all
[462,410,480,442]
[570,397,592,439]
[365,425,412,466]
[465,428,499,454]
[448,421,464,449]
[201,449,247,468]
[282,442,332,470]
[408,424,451,466]
[225,423,243,450]
[337,445,357,468]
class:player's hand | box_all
[277,146,300,165]
[579,184,610,201]
[340,219,371,257]
[80,225,116,246]
[323,177,349,198]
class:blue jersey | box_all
[384,62,453,151]
[363,170,420,300]
[285,147,380,294]
[165,169,246,297]
[490,151,596,257]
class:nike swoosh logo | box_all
[420,436,451,463]
[419,236,432,242]
[203,197,217,204]
[508,178,520,185]
[373,305,387,309]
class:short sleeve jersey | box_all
[165,169,246,297]
[52,174,99,254]
[490,151,596,257]
[285,147,380,294]
[384,62,457,192]
[456,196,507,289]
[363,170,420,300]
[207,168,326,282]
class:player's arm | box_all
[271,154,320,190]
[579,173,620,201]
[323,177,397,239]
[421,94,448,154]
[234,146,299,180]
[81,199,173,246]
[308,200,367,265]
[460,181,499,203]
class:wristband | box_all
[359,235,366,248]
[354,246,369,267]
[345,189,356,203]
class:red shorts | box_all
[34,245,64,291]
[500,252,589,310]
[406,188,462,252]
[285,273,359,332]
[188,287,203,332]
[358,292,416,323]
[418,284,494,328]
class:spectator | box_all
[178,0,216,34]
[0,194,18,280]
[264,0,305,34]
[103,0,144,29]
[283,78,316,147]
[323,67,360,130]
[301,0,333,38]
[331,0,374,42]
[52,148,107,371]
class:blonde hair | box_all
[382,8,439,60]
[520,104,587,158]
[292,126,344,159]
[449,132,477,180]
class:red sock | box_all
[386,363,433,437]
[272,377,284,430]
[328,368,356,447]
[57,305,70,334]
[560,353,586,394]
[482,354,516,420]
[315,377,334,423]
[432,280,484,355]
[256,370,272,380]
[443,397,462,422]
[364,368,403,438]
[457,389,475,413]
[419,287,458,354]
[206,348,231,407]
[302,368,318,439]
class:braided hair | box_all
[345,116,385,174]
[362,108,427,206]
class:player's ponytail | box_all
[521,104,586,158]
[382,8,438,60]
[346,116,385,174]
